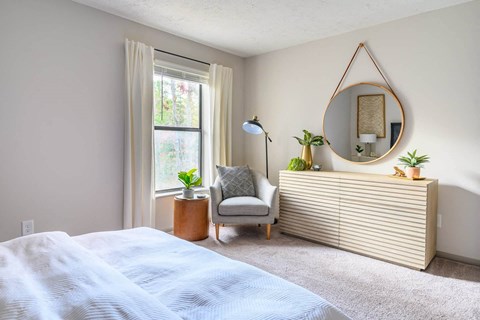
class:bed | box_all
[0,227,349,319]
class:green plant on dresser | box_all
[292,130,326,170]
[398,149,429,179]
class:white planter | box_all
[182,189,194,199]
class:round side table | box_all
[173,195,209,241]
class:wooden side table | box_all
[173,195,209,241]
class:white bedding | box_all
[0,232,181,320]
[0,228,349,320]
[74,227,349,320]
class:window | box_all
[153,64,207,192]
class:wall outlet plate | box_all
[21,220,34,236]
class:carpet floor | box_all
[196,224,480,320]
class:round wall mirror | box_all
[323,82,404,164]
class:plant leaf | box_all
[311,135,324,146]
[293,136,306,145]
[178,169,201,189]
[191,176,202,186]
[399,149,429,168]
[303,130,312,144]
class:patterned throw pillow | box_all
[216,165,255,199]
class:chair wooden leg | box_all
[215,224,220,240]
[266,224,271,240]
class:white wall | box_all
[245,1,480,261]
[0,0,244,241]
[324,89,351,159]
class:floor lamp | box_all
[242,116,272,179]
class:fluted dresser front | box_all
[279,170,438,270]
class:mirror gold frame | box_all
[323,82,405,164]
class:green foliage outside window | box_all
[154,75,202,191]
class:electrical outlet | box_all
[21,220,34,236]
[437,214,442,228]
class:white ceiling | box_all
[72,0,471,57]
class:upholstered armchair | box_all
[210,169,279,240]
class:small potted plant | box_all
[293,130,326,170]
[355,145,364,157]
[178,168,202,198]
[398,149,429,179]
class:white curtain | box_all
[207,64,233,183]
[124,39,155,229]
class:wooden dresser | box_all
[279,170,438,270]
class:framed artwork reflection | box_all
[357,94,386,138]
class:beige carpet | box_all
[196,224,480,320]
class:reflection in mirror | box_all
[323,83,404,163]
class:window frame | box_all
[153,74,204,193]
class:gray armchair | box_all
[210,170,279,240]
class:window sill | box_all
[155,187,210,199]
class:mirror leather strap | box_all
[330,43,399,101]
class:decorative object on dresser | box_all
[279,170,438,270]
[398,149,430,179]
[323,43,404,164]
[210,167,278,240]
[287,157,307,171]
[293,129,327,170]
[177,168,202,198]
[242,116,272,178]
[393,166,406,177]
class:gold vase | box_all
[301,145,313,170]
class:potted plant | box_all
[293,130,326,170]
[398,149,429,179]
[355,145,364,157]
[178,168,202,198]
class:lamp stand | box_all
[242,115,272,179]
[265,134,269,179]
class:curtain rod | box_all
[154,48,210,66]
